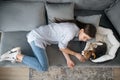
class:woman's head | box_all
[54,18,97,41]
[78,23,96,41]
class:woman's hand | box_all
[67,59,75,68]
[75,53,86,62]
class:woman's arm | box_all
[60,48,85,62]
[62,52,75,68]
[91,26,120,62]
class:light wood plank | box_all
[113,68,120,80]
[0,67,29,80]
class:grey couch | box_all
[0,0,120,67]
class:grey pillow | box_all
[105,0,120,35]
[0,31,34,57]
[76,15,102,27]
[45,2,74,23]
[0,1,46,31]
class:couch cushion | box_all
[105,0,120,35]
[0,1,46,31]
[45,2,74,23]
[0,31,34,57]
[76,15,102,27]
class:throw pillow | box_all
[45,2,74,23]
[76,15,102,27]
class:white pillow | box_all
[91,26,120,63]
[76,15,102,27]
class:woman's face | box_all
[78,29,91,41]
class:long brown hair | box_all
[54,18,97,38]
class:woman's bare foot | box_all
[16,54,24,62]
[0,47,22,63]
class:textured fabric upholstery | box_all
[0,1,46,31]
[1,0,115,10]
[105,0,120,35]
[76,15,102,27]
[45,2,74,23]
[0,31,34,57]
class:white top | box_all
[84,26,120,62]
[27,23,79,49]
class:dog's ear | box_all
[91,52,96,59]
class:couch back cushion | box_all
[5,0,115,10]
[0,1,46,31]
[105,0,120,35]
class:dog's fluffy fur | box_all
[82,41,107,60]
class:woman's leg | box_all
[17,41,49,71]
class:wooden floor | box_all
[0,67,29,80]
